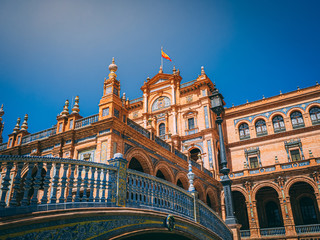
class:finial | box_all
[159,66,163,73]
[122,92,126,101]
[173,65,176,74]
[280,90,282,95]
[244,161,247,169]
[71,96,80,114]
[309,150,314,157]
[275,156,279,164]
[262,95,265,99]
[21,114,28,131]
[201,66,205,75]
[0,104,4,119]
[246,99,249,103]
[187,159,195,192]
[297,86,300,90]
[108,57,118,79]
[61,100,69,116]
[147,77,150,81]
[232,103,234,107]
[316,81,319,85]
[13,117,21,133]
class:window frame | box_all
[272,115,286,133]
[255,119,268,136]
[239,123,250,140]
[290,111,305,129]
[309,106,320,125]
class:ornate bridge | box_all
[0,155,232,240]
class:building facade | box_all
[1,59,320,239]
[224,84,320,239]
[0,59,222,214]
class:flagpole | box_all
[161,46,163,71]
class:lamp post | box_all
[209,89,237,225]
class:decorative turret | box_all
[99,58,127,121]
[61,100,69,116]
[108,57,118,79]
[71,96,80,114]
[201,66,206,76]
[13,118,21,134]
[21,114,28,131]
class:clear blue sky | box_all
[1,0,320,142]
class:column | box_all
[245,181,260,238]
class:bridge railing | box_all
[127,169,194,219]
[0,155,118,217]
[0,155,232,240]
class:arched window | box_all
[239,123,250,140]
[190,148,201,161]
[310,106,320,125]
[265,201,282,228]
[159,123,165,137]
[300,197,318,225]
[273,115,286,132]
[291,111,305,128]
[255,119,267,136]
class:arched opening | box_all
[159,123,165,138]
[255,119,267,136]
[156,170,166,181]
[206,194,212,208]
[232,191,249,230]
[128,157,144,173]
[177,179,184,189]
[289,181,320,225]
[256,186,283,228]
[189,148,200,162]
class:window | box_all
[8,138,13,147]
[102,107,109,117]
[58,123,63,133]
[265,201,282,228]
[159,123,165,137]
[188,118,195,129]
[273,115,286,132]
[310,107,320,125]
[255,119,267,136]
[114,109,119,118]
[291,111,304,128]
[239,123,250,140]
[300,197,318,225]
[69,119,74,129]
[17,136,21,145]
[290,149,301,161]
[123,114,126,123]
[249,157,259,168]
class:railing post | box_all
[0,162,13,207]
[108,153,128,207]
[190,191,199,223]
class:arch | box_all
[252,182,281,200]
[272,114,286,132]
[194,180,205,202]
[148,92,172,108]
[158,122,166,136]
[256,186,284,228]
[205,187,219,212]
[235,120,251,130]
[285,176,318,196]
[151,96,171,112]
[175,172,189,191]
[287,107,305,117]
[125,147,153,175]
[269,111,287,121]
[154,162,174,183]
[231,185,249,202]
[252,115,269,125]
[255,118,268,136]
[189,148,201,162]
[289,181,320,225]
[305,102,320,112]
[309,105,320,124]
[232,190,250,230]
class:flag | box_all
[161,49,172,62]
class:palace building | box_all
[0,58,320,239]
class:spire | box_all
[21,114,28,131]
[201,66,206,75]
[71,96,80,114]
[13,117,21,134]
[61,100,69,116]
[108,57,118,79]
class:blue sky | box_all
[1,0,320,142]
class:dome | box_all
[108,57,118,73]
